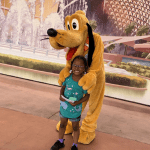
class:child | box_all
[51,55,90,150]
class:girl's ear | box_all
[84,69,87,75]
[84,66,87,74]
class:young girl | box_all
[51,55,90,150]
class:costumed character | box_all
[47,10,105,144]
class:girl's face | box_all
[72,58,85,76]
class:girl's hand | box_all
[59,95,66,102]
[69,101,78,106]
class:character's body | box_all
[47,10,105,144]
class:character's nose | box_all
[47,28,57,37]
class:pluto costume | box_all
[47,10,105,144]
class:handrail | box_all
[0,42,114,63]
[104,59,112,66]
[0,41,65,58]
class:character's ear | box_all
[86,23,95,67]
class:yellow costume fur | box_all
[47,10,105,144]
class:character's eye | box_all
[71,19,79,30]
[67,21,70,30]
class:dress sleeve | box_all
[62,79,66,86]
[83,89,87,94]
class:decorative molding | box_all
[0,63,147,90]
[105,82,147,91]
[137,74,150,80]
[0,63,59,77]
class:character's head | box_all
[71,55,88,76]
[47,10,95,67]
[47,10,89,49]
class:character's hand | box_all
[78,72,96,94]
[69,101,79,107]
[58,67,70,86]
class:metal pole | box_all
[46,50,48,56]
[33,48,36,53]
[57,52,60,58]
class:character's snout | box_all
[47,28,57,37]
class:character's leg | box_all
[78,76,105,144]
[81,99,89,113]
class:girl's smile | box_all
[72,58,85,77]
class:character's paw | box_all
[78,128,95,144]
[58,67,70,86]
[58,79,63,86]
[56,120,73,134]
[78,72,96,94]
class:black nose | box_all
[47,28,57,37]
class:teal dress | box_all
[60,74,87,118]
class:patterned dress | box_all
[60,74,87,118]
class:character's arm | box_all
[58,61,71,86]
[78,34,104,93]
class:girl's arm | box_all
[69,93,90,106]
[77,93,90,105]
[59,86,66,101]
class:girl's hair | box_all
[71,55,88,72]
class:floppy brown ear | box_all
[86,23,95,67]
